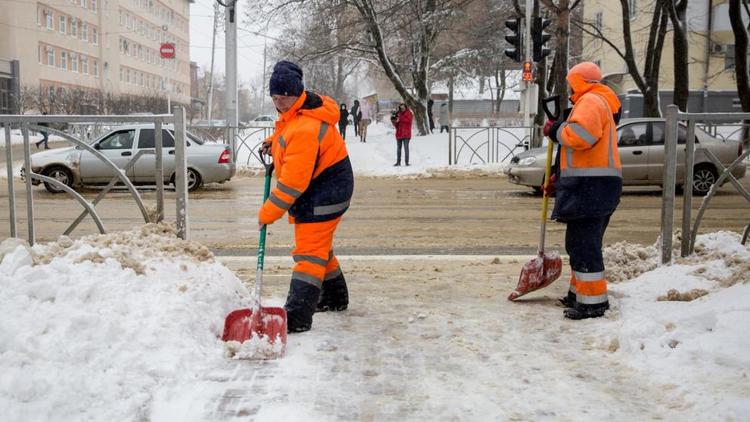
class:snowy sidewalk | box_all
[1,228,748,421]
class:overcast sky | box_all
[189,0,267,87]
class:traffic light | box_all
[532,17,552,62]
[504,18,523,63]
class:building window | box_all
[93,60,98,77]
[71,53,78,72]
[93,28,98,45]
[119,67,123,81]
[71,19,78,37]
[46,11,54,30]
[104,62,109,79]
[60,51,67,69]
[91,0,97,12]
[81,56,88,74]
[79,0,86,7]
[59,16,66,34]
[38,45,42,63]
[47,48,55,66]
[594,12,603,32]
[629,0,637,19]
[119,11,124,26]
[126,68,130,83]
[82,23,88,41]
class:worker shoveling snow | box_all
[2,225,749,421]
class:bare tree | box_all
[574,0,669,117]
[662,0,689,111]
[728,0,750,149]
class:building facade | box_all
[581,0,744,116]
[0,0,192,113]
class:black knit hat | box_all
[269,60,304,97]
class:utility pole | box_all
[218,0,238,162]
[524,0,533,129]
[207,2,218,122]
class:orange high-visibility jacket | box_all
[554,76,622,178]
[259,91,353,224]
[551,62,623,221]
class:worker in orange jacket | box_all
[259,61,354,332]
[543,62,622,320]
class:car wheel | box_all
[171,168,202,191]
[42,166,74,194]
[692,165,718,196]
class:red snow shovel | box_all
[508,99,563,300]
[222,158,287,355]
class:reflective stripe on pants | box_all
[292,216,342,287]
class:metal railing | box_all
[0,107,190,243]
[187,124,273,166]
[660,105,750,264]
[448,126,533,165]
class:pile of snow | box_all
[596,231,750,417]
[0,224,251,421]
[605,231,750,286]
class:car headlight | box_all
[518,156,537,166]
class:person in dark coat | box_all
[338,103,349,140]
[35,112,50,149]
[350,100,361,137]
[427,98,435,134]
[391,103,413,166]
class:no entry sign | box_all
[160,43,175,59]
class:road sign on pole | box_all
[160,43,175,59]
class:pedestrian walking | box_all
[358,100,371,142]
[427,98,435,134]
[35,112,50,149]
[391,103,413,166]
[439,103,449,133]
[542,61,623,320]
[258,60,354,333]
[351,100,361,137]
[338,103,349,140]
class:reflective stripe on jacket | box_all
[259,91,354,224]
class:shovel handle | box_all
[255,155,274,307]
[539,137,555,254]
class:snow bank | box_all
[0,224,250,421]
[598,231,750,418]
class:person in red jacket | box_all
[259,60,354,333]
[391,103,413,166]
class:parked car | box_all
[25,124,236,193]
[246,114,276,127]
[504,118,746,195]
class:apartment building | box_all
[581,0,742,116]
[0,0,193,112]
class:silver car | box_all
[505,118,746,195]
[27,124,236,193]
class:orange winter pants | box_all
[291,217,342,288]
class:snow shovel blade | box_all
[222,307,288,349]
[508,251,563,301]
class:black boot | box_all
[284,279,321,333]
[558,291,576,308]
[317,273,349,312]
[563,301,609,320]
